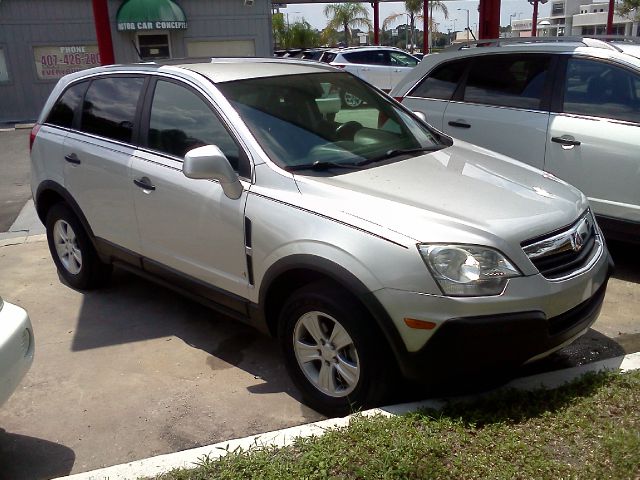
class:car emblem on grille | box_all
[570,217,590,252]
[571,231,584,251]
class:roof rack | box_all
[443,35,640,53]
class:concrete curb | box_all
[55,352,640,480]
[0,199,46,245]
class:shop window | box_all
[0,47,9,82]
[137,34,170,60]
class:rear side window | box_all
[80,76,145,143]
[46,82,88,128]
[321,52,336,63]
[410,60,468,100]
[562,58,640,124]
[463,54,551,109]
[344,51,387,65]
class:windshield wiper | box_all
[356,145,444,167]
[285,161,361,172]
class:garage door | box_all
[187,40,256,57]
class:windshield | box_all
[217,72,441,170]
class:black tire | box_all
[279,280,392,416]
[45,203,112,290]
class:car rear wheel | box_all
[279,280,391,416]
[46,203,111,290]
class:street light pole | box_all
[458,8,470,45]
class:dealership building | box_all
[0,0,272,123]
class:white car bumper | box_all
[0,300,34,406]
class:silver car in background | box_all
[31,59,611,415]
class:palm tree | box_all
[383,0,448,52]
[323,3,371,46]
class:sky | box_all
[279,0,552,34]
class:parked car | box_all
[0,296,34,406]
[391,37,640,242]
[31,58,611,415]
[319,46,421,107]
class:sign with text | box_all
[117,21,187,31]
[34,45,101,80]
[0,48,8,82]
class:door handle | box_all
[361,67,370,71]
[448,120,471,129]
[64,153,81,165]
[133,177,156,191]
[551,135,581,147]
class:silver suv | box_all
[31,58,611,415]
[391,37,640,242]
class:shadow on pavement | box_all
[68,268,313,409]
[607,239,640,284]
[0,429,75,480]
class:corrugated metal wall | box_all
[0,0,273,123]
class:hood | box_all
[294,141,588,246]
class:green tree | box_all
[617,0,639,19]
[272,12,290,49]
[289,20,319,48]
[383,0,448,52]
[323,3,372,45]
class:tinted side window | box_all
[46,82,88,128]
[344,51,386,65]
[563,58,640,124]
[390,51,418,67]
[410,60,468,100]
[81,77,144,143]
[463,55,551,109]
[148,80,242,171]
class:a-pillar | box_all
[478,0,501,39]
[92,0,115,65]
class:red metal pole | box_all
[531,0,539,37]
[606,0,615,34]
[91,0,115,65]
[373,1,380,45]
[478,0,501,39]
[423,0,429,54]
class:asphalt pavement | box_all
[0,129,32,231]
[0,128,638,479]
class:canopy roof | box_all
[116,0,187,31]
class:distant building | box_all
[512,0,639,37]
[0,0,272,123]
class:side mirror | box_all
[183,145,243,200]
[413,111,427,123]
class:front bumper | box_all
[370,242,613,383]
[0,301,35,406]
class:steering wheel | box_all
[335,121,363,141]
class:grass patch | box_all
[155,370,640,479]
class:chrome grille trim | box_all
[522,211,600,280]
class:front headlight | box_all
[418,244,521,297]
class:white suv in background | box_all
[320,46,421,106]
[391,37,640,242]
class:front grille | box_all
[522,211,599,280]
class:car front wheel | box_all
[279,281,391,416]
